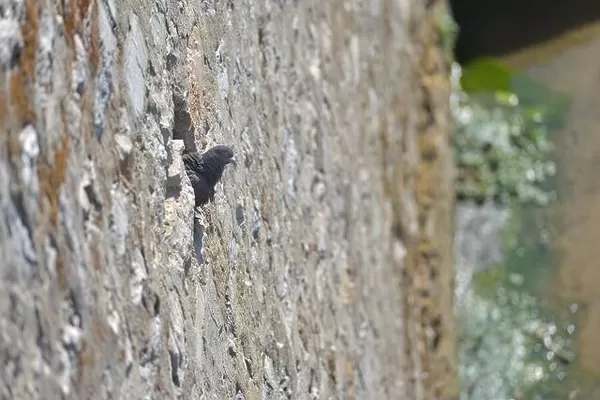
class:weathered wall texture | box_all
[0,0,456,399]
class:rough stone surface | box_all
[0,0,457,399]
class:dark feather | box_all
[183,145,234,206]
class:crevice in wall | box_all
[172,91,197,152]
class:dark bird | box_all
[182,145,235,206]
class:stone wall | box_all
[0,0,457,399]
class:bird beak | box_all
[229,156,237,167]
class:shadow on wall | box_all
[451,0,600,63]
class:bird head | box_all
[205,145,235,167]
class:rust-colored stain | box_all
[21,0,39,83]
[90,0,100,72]
[38,135,70,227]
[6,135,22,165]
[63,0,75,43]
[78,0,92,18]
[1,0,38,132]
[9,70,35,126]
[64,0,91,45]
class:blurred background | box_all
[449,0,600,398]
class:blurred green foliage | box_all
[443,10,586,399]
[453,59,569,206]
[460,58,513,93]
[458,205,589,400]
